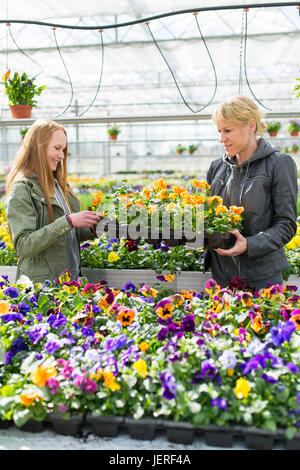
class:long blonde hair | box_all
[6,119,78,222]
[212,95,267,136]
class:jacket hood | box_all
[223,137,279,168]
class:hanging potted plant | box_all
[287,120,300,137]
[175,144,186,155]
[20,125,29,140]
[1,70,46,119]
[290,143,299,155]
[188,144,198,155]
[107,125,121,141]
[266,120,281,137]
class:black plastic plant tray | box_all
[200,424,234,448]
[0,419,11,429]
[7,414,300,449]
[124,417,162,441]
[20,419,46,433]
[86,415,124,437]
[47,414,84,436]
[164,420,195,445]
[99,219,201,247]
[204,232,236,250]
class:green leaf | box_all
[13,408,31,428]
[37,293,50,313]
[285,427,296,440]
[262,420,277,432]
[31,401,47,421]
[0,384,14,397]
[0,396,17,410]
[192,410,211,426]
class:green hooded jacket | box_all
[5,175,96,283]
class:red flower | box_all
[125,240,138,252]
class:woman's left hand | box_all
[214,229,247,257]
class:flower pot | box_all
[124,417,161,441]
[164,420,195,445]
[204,232,236,250]
[0,419,11,429]
[99,218,199,247]
[86,415,124,437]
[202,425,234,448]
[9,105,32,119]
[20,418,45,433]
[243,427,275,450]
[286,432,300,450]
[290,131,299,136]
[267,131,278,137]
[109,134,118,140]
[47,413,84,436]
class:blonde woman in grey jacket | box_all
[205,95,298,290]
[5,119,101,283]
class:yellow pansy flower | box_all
[133,358,147,378]
[108,252,120,262]
[234,378,251,399]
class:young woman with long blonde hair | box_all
[5,119,101,283]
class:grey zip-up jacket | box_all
[205,137,298,284]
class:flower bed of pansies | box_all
[284,222,300,278]
[0,204,17,266]
[0,271,299,447]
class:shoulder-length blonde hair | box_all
[212,95,267,136]
[6,119,79,222]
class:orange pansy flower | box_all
[103,370,121,391]
[157,190,169,200]
[19,392,43,407]
[215,204,227,215]
[229,205,244,215]
[30,363,57,387]
[116,308,135,326]
[152,178,167,192]
[0,299,10,314]
[192,179,211,190]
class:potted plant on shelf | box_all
[175,144,186,155]
[107,125,121,140]
[1,70,45,119]
[266,120,281,137]
[287,120,300,137]
[290,143,299,155]
[188,145,198,155]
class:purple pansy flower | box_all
[3,286,19,298]
[159,371,177,400]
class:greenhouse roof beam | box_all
[1,111,300,127]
